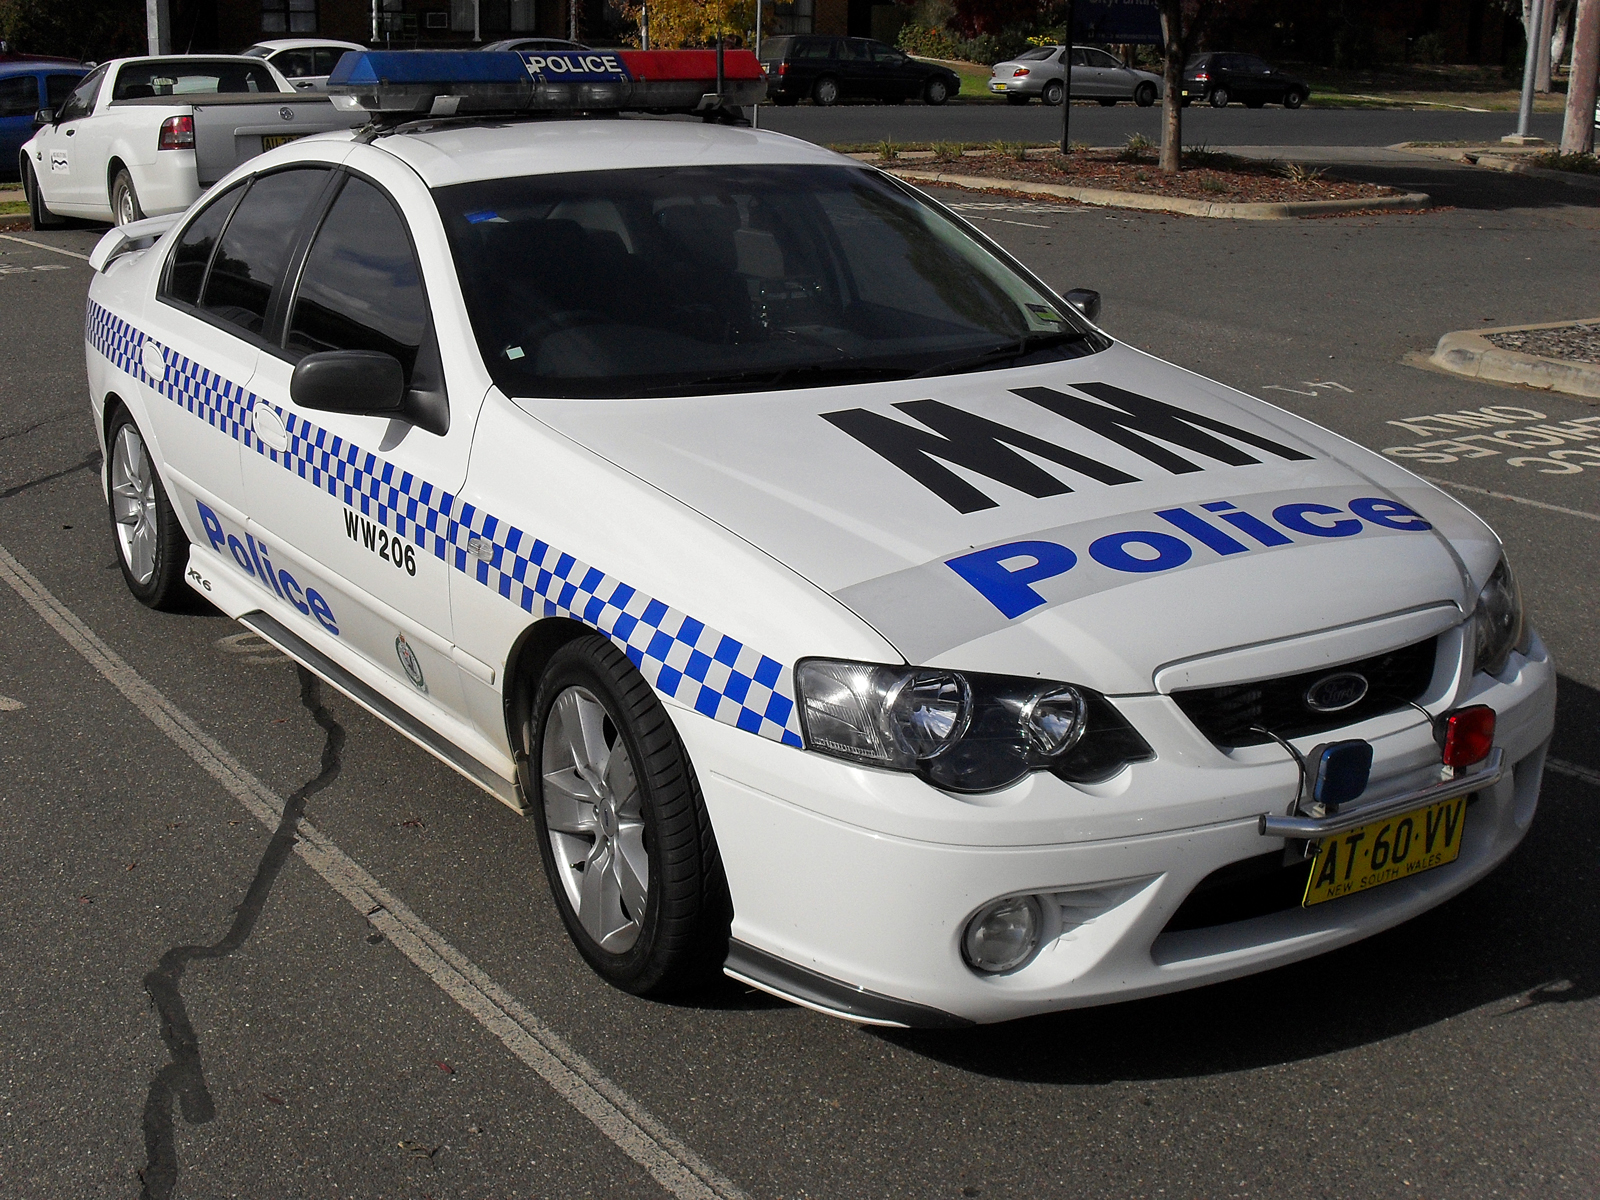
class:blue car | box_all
[1,58,88,181]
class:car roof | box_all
[246,38,367,52]
[365,118,852,189]
[0,60,87,77]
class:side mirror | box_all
[1064,288,1102,323]
[35,108,55,126]
[291,350,405,416]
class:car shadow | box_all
[869,671,1599,1083]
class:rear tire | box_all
[525,636,731,997]
[812,75,840,106]
[924,77,950,105]
[1208,86,1230,107]
[109,168,144,227]
[1042,80,1064,106]
[111,168,144,226]
[1284,88,1305,109]
[1134,82,1156,107]
[22,160,65,230]
[106,408,189,611]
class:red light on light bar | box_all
[1439,705,1495,768]
[615,49,764,81]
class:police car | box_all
[82,50,1555,1027]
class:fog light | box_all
[962,896,1042,974]
[1438,705,1495,769]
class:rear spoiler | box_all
[89,213,181,273]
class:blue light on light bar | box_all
[327,50,530,88]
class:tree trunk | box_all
[1157,0,1184,173]
[1553,0,1576,72]
[1561,0,1599,152]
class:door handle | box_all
[251,403,290,452]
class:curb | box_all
[885,168,1431,219]
[1430,318,1600,399]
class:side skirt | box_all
[241,609,523,813]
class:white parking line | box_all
[0,540,746,1200]
[0,233,91,262]
[1422,476,1600,523]
[1549,758,1600,787]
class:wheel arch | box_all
[106,155,128,204]
[502,615,605,797]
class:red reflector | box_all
[1440,705,1495,768]
[158,115,195,151]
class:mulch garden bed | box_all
[1486,323,1600,364]
[879,148,1401,205]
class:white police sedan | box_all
[82,50,1555,1027]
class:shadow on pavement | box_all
[875,672,1599,1083]
[1330,162,1600,213]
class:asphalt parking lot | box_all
[1,140,1597,1199]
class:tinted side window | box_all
[761,37,792,62]
[287,177,427,382]
[57,65,105,120]
[202,168,329,337]
[1086,49,1120,68]
[272,49,316,78]
[0,76,36,117]
[314,48,345,75]
[163,182,247,306]
[45,74,81,109]
[798,39,837,59]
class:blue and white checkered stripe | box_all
[87,300,804,748]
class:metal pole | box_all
[753,0,762,128]
[570,0,578,42]
[1059,0,1074,153]
[1510,0,1546,141]
[473,0,480,42]
[1536,0,1558,89]
[641,3,649,50]
[145,0,171,55]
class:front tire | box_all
[1134,82,1156,107]
[1208,86,1230,107]
[924,77,950,105]
[106,409,189,610]
[22,160,65,230]
[812,75,840,106]
[1284,88,1306,109]
[1042,80,1064,106]
[111,168,144,226]
[526,636,730,997]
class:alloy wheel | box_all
[110,425,159,585]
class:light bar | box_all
[326,49,766,118]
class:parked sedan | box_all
[1181,52,1308,108]
[242,38,367,90]
[1,58,88,181]
[988,45,1161,107]
[479,38,590,53]
[761,35,961,106]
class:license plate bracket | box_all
[1302,794,1468,906]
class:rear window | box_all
[112,59,282,100]
[760,37,793,61]
[1016,47,1058,61]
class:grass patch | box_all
[0,200,28,216]
[990,139,1028,161]
[1529,151,1600,174]
[876,139,900,161]
[931,141,965,163]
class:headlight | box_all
[796,660,1153,793]
[1473,556,1528,677]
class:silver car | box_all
[988,44,1162,107]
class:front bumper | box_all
[674,631,1556,1026]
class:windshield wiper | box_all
[632,361,915,397]
[910,330,1091,379]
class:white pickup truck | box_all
[20,55,365,228]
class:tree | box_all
[1155,0,1205,174]
[619,0,757,48]
[1561,0,1598,153]
[0,0,142,60]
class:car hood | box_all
[514,344,1498,691]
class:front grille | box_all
[1171,637,1439,749]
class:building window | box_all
[262,0,317,34]
[769,0,814,35]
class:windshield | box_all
[112,59,282,99]
[436,164,1104,399]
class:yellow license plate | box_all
[261,134,303,151]
[992,83,1006,90]
[1302,795,1467,906]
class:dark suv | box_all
[760,36,961,106]
[1181,53,1308,108]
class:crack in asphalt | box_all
[0,410,77,444]
[0,452,99,500]
[137,667,345,1200]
